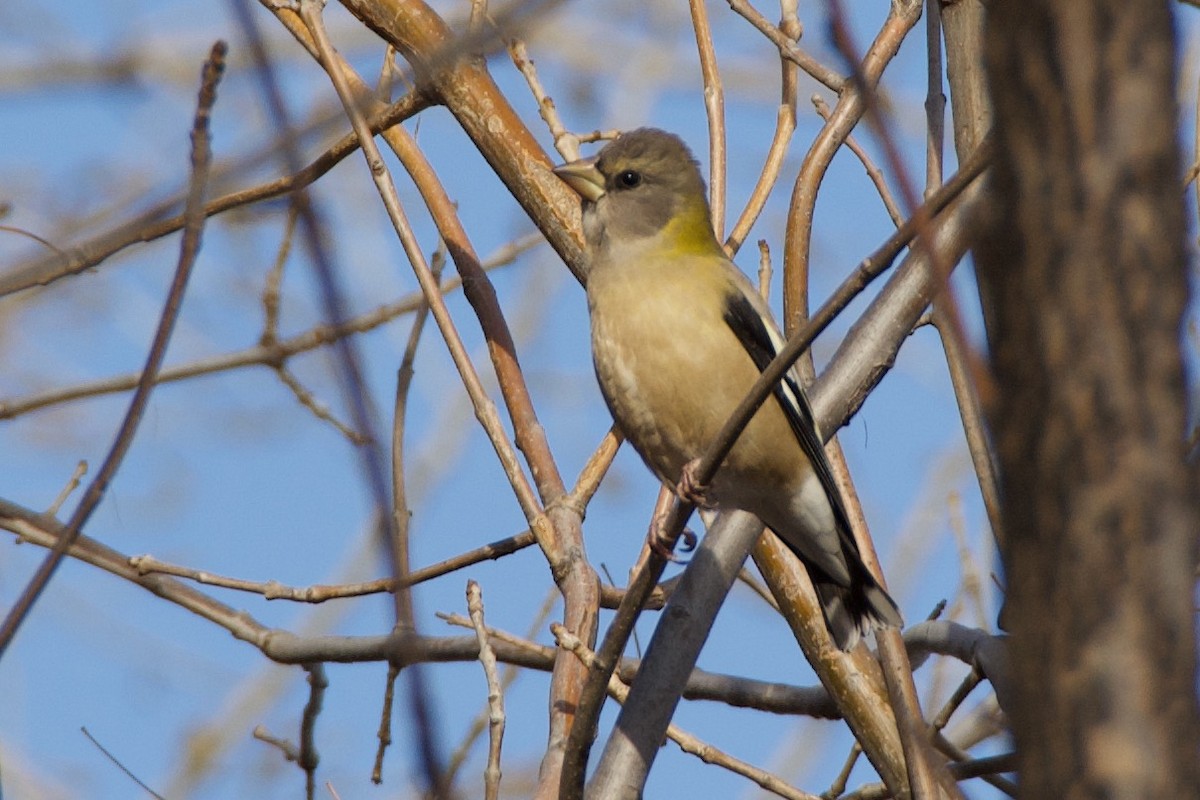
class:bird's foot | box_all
[647,513,697,561]
[676,458,715,509]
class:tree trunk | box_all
[977,2,1200,797]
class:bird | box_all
[553,127,902,650]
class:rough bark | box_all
[977,2,1200,797]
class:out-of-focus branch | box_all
[813,3,959,796]
[937,0,1003,552]
[234,0,450,789]
[585,510,766,797]
[277,4,599,795]
[774,10,935,783]
[2,493,1006,713]
[782,0,922,333]
[553,622,822,800]
[0,43,226,658]
[332,0,589,281]
[812,94,904,227]
[0,238,534,421]
[0,91,432,298]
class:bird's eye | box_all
[616,170,642,189]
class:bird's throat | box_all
[660,201,723,256]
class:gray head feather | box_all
[582,128,710,247]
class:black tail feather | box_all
[811,569,903,651]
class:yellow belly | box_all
[586,254,802,495]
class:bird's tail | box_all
[811,569,903,651]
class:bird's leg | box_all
[643,458,714,558]
[676,458,714,509]
[645,485,697,558]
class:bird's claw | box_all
[677,458,714,509]
[647,516,698,561]
[677,526,698,552]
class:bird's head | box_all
[554,128,720,256]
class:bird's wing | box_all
[720,283,859,547]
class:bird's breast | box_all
[585,254,798,494]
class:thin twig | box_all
[46,461,88,517]
[443,587,557,787]
[262,202,369,468]
[0,41,226,659]
[0,224,68,257]
[824,742,862,798]
[507,37,579,161]
[81,727,168,800]
[725,0,845,92]
[275,365,368,443]
[128,529,539,601]
[932,312,1005,550]
[372,663,401,783]
[261,203,299,342]
[840,753,1017,800]
[812,94,904,227]
[378,247,445,800]
[726,1,800,255]
[930,667,983,732]
[396,243,446,531]
[735,566,780,611]
[563,427,622,512]
[689,0,726,236]
[299,663,328,800]
[466,581,505,800]
[254,725,301,762]
[757,239,773,300]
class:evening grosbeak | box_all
[554,128,902,650]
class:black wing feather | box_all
[721,290,859,549]
[723,288,904,644]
